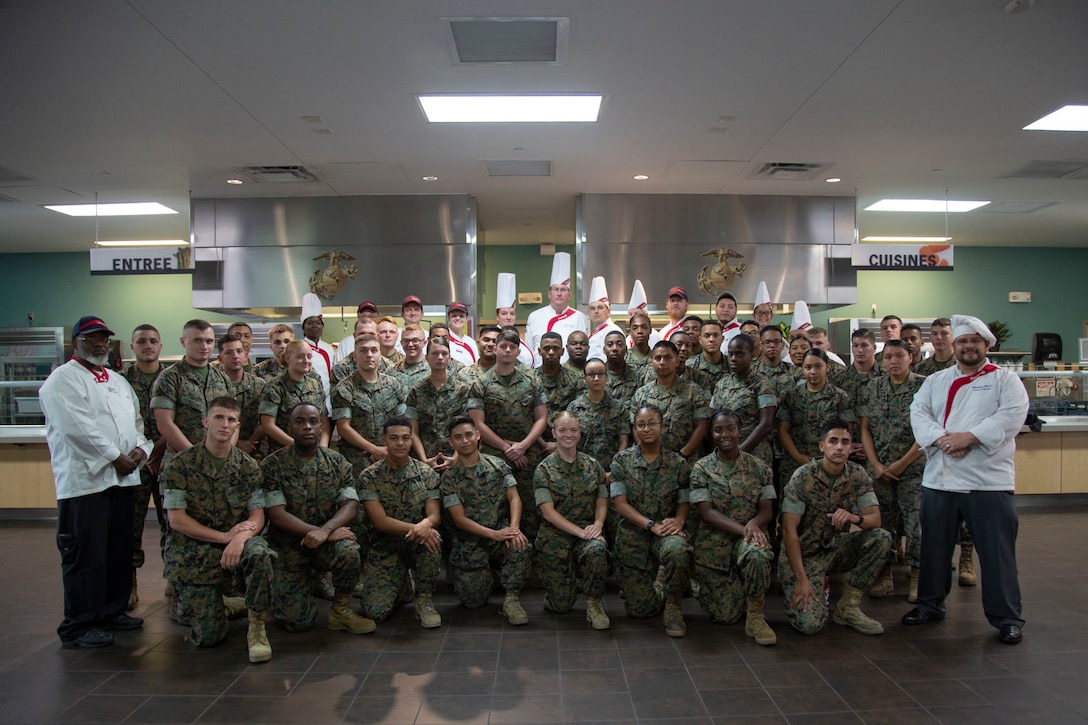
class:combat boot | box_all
[313,572,336,600]
[832,585,884,635]
[247,610,272,663]
[958,544,977,586]
[501,591,528,626]
[223,595,247,619]
[908,567,920,603]
[415,594,442,629]
[586,597,611,630]
[663,595,686,638]
[744,595,777,646]
[868,564,894,598]
[127,569,138,611]
[328,594,377,634]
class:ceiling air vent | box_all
[484,160,553,178]
[747,162,832,181]
[442,17,568,64]
[998,160,1088,179]
[237,166,320,183]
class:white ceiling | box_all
[1,0,1086,253]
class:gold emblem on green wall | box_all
[697,247,747,295]
[309,250,359,300]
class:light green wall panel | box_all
[477,244,577,320]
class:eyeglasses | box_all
[761,339,784,346]
[584,371,607,378]
[77,335,113,345]
[634,420,662,430]
[402,339,424,346]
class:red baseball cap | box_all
[447,302,469,314]
[667,286,688,300]
[357,301,378,314]
[402,295,423,308]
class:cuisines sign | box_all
[89,246,193,276]
[850,244,953,271]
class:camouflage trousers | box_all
[538,539,609,613]
[694,540,774,624]
[448,538,532,608]
[273,539,361,632]
[362,542,440,622]
[512,466,542,543]
[177,535,275,648]
[615,534,692,618]
[874,476,922,567]
[131,466,167,568]
[779,528,892,635]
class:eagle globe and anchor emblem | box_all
[308,250,359,300]
[697,247,747,295]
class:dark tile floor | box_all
[2,505,1087,724]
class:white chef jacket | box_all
[720,320,743,346]
[517,341,537,368]
[332,333,355,365]
[587,319,624,361]
[909,361,1029,493]
[658,319,685,343]
[39,360,152,500]
[448,332,479,366]
[525,306,590,367]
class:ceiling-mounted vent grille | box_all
[237,166,320,183]
[442,17,568,64]
[998,160,1088,179]
[747,162,832,181]
[484,160,553,177]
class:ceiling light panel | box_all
[861,236,952,242]
[44,202,178,217]
[864,199,990,212]
[1024,105,1088,131]
[95,239,189,247]
[419,95,602,123]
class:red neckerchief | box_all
[307,340,331,373]
[547,308,576,332]
[72,355,109,383]
[520,341,537,367]
[589,322,611,338]
[722,321,740,331]
[450,334,477,363]
[943,363,998,427]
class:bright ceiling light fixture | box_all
[1024,105,1088,132]
[633,174,649,180]
[94,239,190,247]
[861,236,952,242]
[44,202,179,217]
[418,94,603,123]
[864,199,989,213]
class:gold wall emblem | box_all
[309,250,359,300]
[173,246,191,270]
[697,247,747,295]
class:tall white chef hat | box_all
[588,276,610,305]
[791,300,812,332]
[496,273,517,309]
[550,252,572,287]
[754,281,771,308]
[628,279,649,312]
[951,314,996,345]
[301,292,323,322]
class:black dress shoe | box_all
[62,629,115,648]
[901,607,944,625]
[998,624,1023,644]
[103,613,144,631]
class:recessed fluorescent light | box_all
[633,174,649,180]
[95,239,189,247]
[44,202,179,217]
[421,175,439,181]
[825,177,842,183]
[226,178,244,185]
[418,94,603,123]
[1024,105,1088,132]
[861,236,952,243]
[864,199,990,213]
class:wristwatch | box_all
[645,519,655,531]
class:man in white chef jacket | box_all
[301,293,334,399]
[524,252,589,367]
[585,276,623,362]
[39,315,152,648]
[902,314,1029,645]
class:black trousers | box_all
[916,487,1024,629]
[56,485,135,642]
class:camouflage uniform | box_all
[123,362,165,568]
[467,367,548,540]
[330,356,394,388]
[690,451,776,623]
[913,355,955,377]
[710,371,777,466]
[258,373,327,449]
[229,370,267,443]
[383,351,405,367]
[830,363,884,412]
[533,366,587,428]
[779,459,892,635]
[775,380,855,492]
[858,373,926,567]
[356,458,441,622]
[439,454,530,607]
[162,445,274,647]
[606,364,642,409]
[609,447,693,617]
[687,353,728,387]
[262,446,360,631]
[752,358,800,464]
[629,378,712,454]
[393,358,431,388]
[626,347,652,373]
[150,359,233,460]
[255,357,287,381]
[405,376,465,459]
[534,452,610,611]
[330,371,408,469]
[567,391,628,471]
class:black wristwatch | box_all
[646,519,655,531]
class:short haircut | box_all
[354,319,375,334]
[700,319,723,332]
[498,329,522,346]
[402,323,425,336]
[651,340,678,355]
[429,322,450,336]
[132,324,159,337]
[760,325,784,338]
[217,332,243,353]
[269,323,294,339]
[183,319,212,333]
[807,326,828,337]
[227,321,252,334]
[711,408,742,427]
[901,323,923,336]
[354,333,379,346]
[803,348,830,364]
[728,333,755,354]
[681,314,704,326]
[821,419,853,439]
[931,317,952,328]
[629,309,651,327]
[446,415,476,435]
[383,415,412,433]
[605,329,627,341]
[882,339,911,354]
[376,315,398,328]
[851,328,876,343]
[668,330,689,342]
[478,324,501,338]
[288,402,321,419]
[207,395,241,414]
[540,331,562,344]
[881,315,903,325]
[739,319,759,330]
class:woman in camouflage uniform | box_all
[259,340,329,449]
[710,335,777,466]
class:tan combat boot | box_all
[908,567,920,603]
[744,595,777,646]
[127,569,138,611]
[415,594,442,629]
[868,564,894,598]
[663,595,686,638]
[329,593,377,634]
[586,597,611,630]
[958,544,977,586]
[223,595,247,619]
[247,610,272,663]
[832,585,884,635]
[501,591,528,626]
